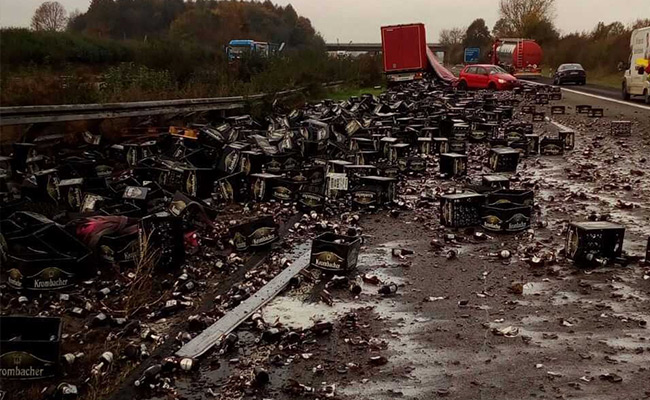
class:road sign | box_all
[464,47,480,63]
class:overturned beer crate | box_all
[2,212,91,291]
[566,221,625,267]
[229,215,279,251]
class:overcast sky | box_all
[1,0,648,41]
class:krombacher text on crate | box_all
[229,216,278,251]
[297,185,325,211]
[540,138,565,156]
[2,212,91,290]
[249,173,281,202]
[270,178,302,201]
[310,233,361,273]
[481,203,532,233]
[0,316,62,380]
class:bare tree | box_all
[440,27,466,46]
[498,0,555,36]
[31,1,68,32]
[440,27,466,65]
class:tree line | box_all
[440,0,649,74]
[2,0,383,105]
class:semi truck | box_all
[490,39,543,78]
[380,23,456,85]
[227,40,283,62]
[622,26,650,103]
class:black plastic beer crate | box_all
[558,129,575,150]
[270,178,303,202]
[396,156,425,173]
[433,137,449,154]
[57,178,84,210]
[218,142,248,174]
[213,172,249,204]
[229,216,279,251]
[239,150,264,175]
[343,165,378,186]
[611,121,632,137]
[509,139,532,157]
[471,122,497,142]
[354,151,379,165]
[551,105,566,115]
[532,112,546,122]
[540,138,565,156]
[588,108,604,117]
[310,233,361,273]
[2,213,91,291]
[139,212,184,270]
[521,105,535,114]
[0,316,62,380]
[440,192,485,228]
[487,189,534,206]
[388,143,410,163]
[360,176,397,204]
[440,153,467,178]
[417,137,432,155]
[379,137,398,158]
[488,147,520,172]
[297,185,325,211]
[482,174,510,189]
[481,203,532,233]
[448,139,467,154]
[249,173,281,202]
[566,221,625,267]
[525,134,540,154]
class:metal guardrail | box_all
[0,81,344,126]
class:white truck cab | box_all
[622,27,650,103]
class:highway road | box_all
[523,76,650,111]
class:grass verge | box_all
[321,85,384,101]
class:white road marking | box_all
[524,80,650,111]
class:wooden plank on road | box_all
[176,250,311,359]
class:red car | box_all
[456,64,519,91]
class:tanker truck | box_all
[490,39,543,78]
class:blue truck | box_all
[227,40,283,62]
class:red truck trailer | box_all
[491,38,543,77]
[381,24,428,83]
[381,23,456,85]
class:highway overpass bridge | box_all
[326,43,445,53]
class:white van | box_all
[622,27,650,103]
